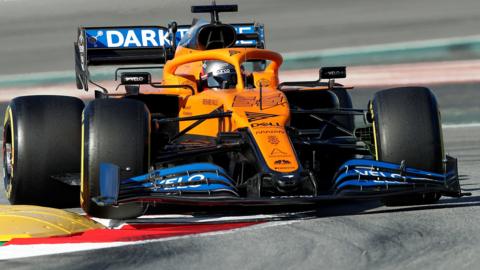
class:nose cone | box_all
[259,171,317,196]
[276,174,301,189]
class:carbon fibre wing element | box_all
[93,163,239,206]
[332,156,463,197]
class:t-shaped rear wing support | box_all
[191,2,238,23]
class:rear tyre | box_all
[3,95,84,207]
[81,99,150,219]
[372,87,443,206]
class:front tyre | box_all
[81,99,150,219]
[372,87,443,206]
[3,95,84,206]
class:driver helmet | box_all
[201,61,237,89]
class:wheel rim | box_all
[3,142,13,192]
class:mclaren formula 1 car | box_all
[3,3,465,219]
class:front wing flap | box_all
[332,156,462,198]
[92,163,240,206]
[93,156,464,207]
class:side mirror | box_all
[120,72,151,85]
[319,66,346,80]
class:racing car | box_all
[3,3,465,219]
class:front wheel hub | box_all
[4,143,12,176]
[3,142,13,194]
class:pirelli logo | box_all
[245,112,278,122]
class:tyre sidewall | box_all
[4,95,84,206]
[81,99,150,219]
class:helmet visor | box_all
[206,72,237,89]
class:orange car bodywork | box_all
[143,46,300,173]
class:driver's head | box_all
[201,61,237,89]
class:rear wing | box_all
[75,23,265,90]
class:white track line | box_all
[91,212,308,228]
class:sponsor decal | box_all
[273,159,295,170]
[245,111,278,122]
[232,93,285,108]
[202,99,219,106]
[218,69,231,74]
[274,166,296,171]
[87,30,103,47]
[151,174,205,190]
[84,24,261,49]
[235,25,257,46]
[121,72,151,85]
[124,76,144,82]
[267,136,280,145]
[274,159,291,165]
[320,66,346,79]
[78,33,86,71]
[251,122,280,128]
[86,28,173,48]
[232,96,256,107]
[78,33,84,47]
[323,70,345,78]
[254,130,285,135]
[261,93,286,108]
[354,169,401,179]
[270,148,288,157]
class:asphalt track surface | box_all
[2,0,480,269]
[1,84,479,269]
[1,123,479,269]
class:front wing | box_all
[93,156,465,207]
